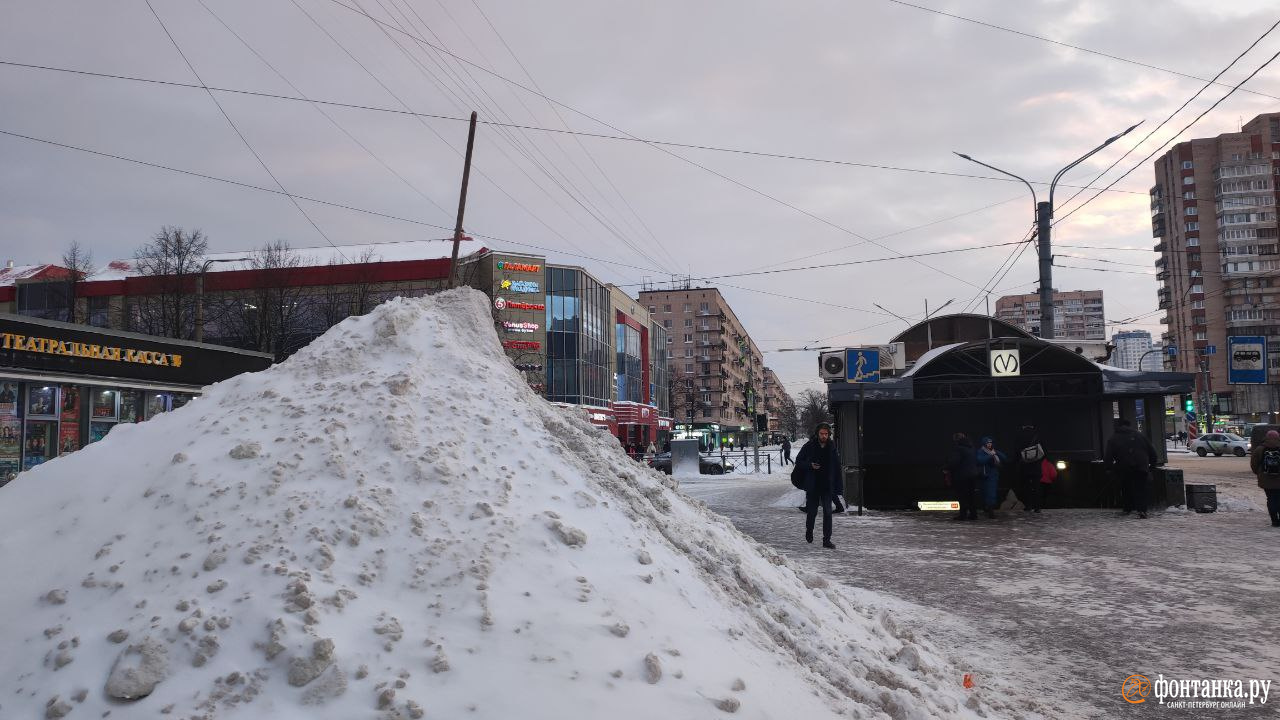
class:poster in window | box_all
[120,391,139,423]
[27,386,56,417]
[89,422,114,444]
[60,385,80,421]
[0,416,19,458]
[92,389,119,419]
[147,393,169,419]
[23,420,54,469]
[59,422,80,454]
[0,382,17,415]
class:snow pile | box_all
[0,289,1006,719]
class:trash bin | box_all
[1185,483,1217,513]
[1160,468,1185,508]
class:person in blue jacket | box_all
[975,436,1006,519]
[793,422,842,549]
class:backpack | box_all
[1262,447,1280,475]
[790,462,805,490]
[1020,443,1045,464]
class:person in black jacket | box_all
[793,422,842,548]
[1105,419,1159,518]
[1015,425,1046,513]
[946,433,980,521]
[781,437,792,466]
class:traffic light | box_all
[1184,398,1195,413]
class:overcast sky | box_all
[4,0,1280,399]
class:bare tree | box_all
[130,226,208,338]
[213,240,311,360]
[778,394,799,439]
[796,388,831,436]
[59,240,95,324]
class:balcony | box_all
[1156,269,1170,281]
[1152,217,1167,238]
[1154,240,1167,253]
[1154,256,1167,268]
[696,310,724,318]
[1158,316,1170,325]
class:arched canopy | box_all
[890,313,1032,364]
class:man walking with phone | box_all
[793,422,842,549]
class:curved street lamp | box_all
[954,121,1141,339]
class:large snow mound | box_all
[0,289,1007,719]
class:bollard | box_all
[767,455,771,474]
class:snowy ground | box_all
[681,453,1280,718]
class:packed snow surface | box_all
[0,290,1004,719]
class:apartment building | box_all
[1151,112,1280,422]
[638,286,773,448]
[1112,330,1167,371]
[994,290,1105,341]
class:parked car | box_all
[647,452,733,475]
[1190,433,1250,457]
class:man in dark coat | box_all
[1105,419,1158,518]
[793,422,842,548]
[780,437,792,466]
[946,433,980,521]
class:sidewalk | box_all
[679,454,1279,718]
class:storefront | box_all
[0,314,273,485]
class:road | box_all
[680,453,1278,718]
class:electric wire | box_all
[0,59,1151,196]
[882,0,1280,104]
[143,0,348,260]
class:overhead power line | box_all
[0,58,1153,197]
[883,0,1280,104]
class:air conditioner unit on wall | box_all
[819,350,846,382]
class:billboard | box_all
[1227,335,1267,385]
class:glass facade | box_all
[0,379,192,485]
[651,322,669,415]
[615,323,644,403]
[545,267,610,408]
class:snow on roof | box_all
[0,289,1000,719]
[900,342,966,377]
[89,241,460,281]
[0,263,64,287]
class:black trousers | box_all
[805,490,833,541]
[951,474,978,519]
[1019,474,1045,510]
[1265,488,1280,521]
[1120,468,1150,513]
[782,451,792,466]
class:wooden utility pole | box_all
[447,111,478,289]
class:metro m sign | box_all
[990,349,1021,377]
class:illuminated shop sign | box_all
[494,297,546,310]
[1,332,183,368]
[500,280,540,293]
[503,321,540,333]
[514,363,544,372]
[502,340,542,350]
[496,260,541,273]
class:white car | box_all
[1190,433,1250,457]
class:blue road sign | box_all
[1204,345,1216,355]
[1166,345,1178,356]
[1185,411,1196,423]
[1227,335,1267,385]
[845,348,881,383]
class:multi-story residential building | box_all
[1151,112,1280,423]
[995,290,1105,341]
[760,366,792,437]
[638,286,770,448]
[1112,330,1167,371]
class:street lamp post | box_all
[195,257,251,343]
[954,122,1140,340]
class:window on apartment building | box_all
[1183,176,1195,185]
[685,363,694,374]
[684,318,693,327]
[1191,284,1204,294]
[1191,300,1205,309]
[1231,153,1243,161]
[1181,161,1193,169]
[699,302,709,312]
[663,304,671,312]
[701,363,711,374]
[1194,331,1207,340]
[1187,237,1200,246]
[683,333,693,343]
[685,348,693,357]
[663,319,672,328]
[1183,191,1195,199]
[648,306,655,314]
[87,295,111,327]
[666,337,672,344]
[1184,207,1197,216]
[1186,222,1199,231]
